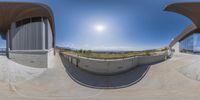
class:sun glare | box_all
[95,24,105,32]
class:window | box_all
[16,17,44,28]
[32,17,42,22]
[22,18,31,25]
[16,20,23,28]
[180,33,200,53]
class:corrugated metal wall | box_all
[44,19,53,49]
[9,19,53,50]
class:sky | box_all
[0,0,199,51]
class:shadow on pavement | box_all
[60,55,151,89]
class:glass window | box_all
[16,17,43,28]
[193,33,200,52]
[31,17,42,22]
[22,18,31,25]
[16,20,23,28]
[180,33,200,53]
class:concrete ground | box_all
[0,53,200,100]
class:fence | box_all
[0,48,6,55]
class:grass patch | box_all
[60,48,168,59]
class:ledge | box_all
[9,48,54,54]
[62,53,167,75]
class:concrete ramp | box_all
[60,55,151,89]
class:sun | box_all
[95,24,105,32]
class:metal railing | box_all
[0,48,6,55]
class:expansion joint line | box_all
[9,82,104,99]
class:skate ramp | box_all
[60,55,151,89]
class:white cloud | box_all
[57,42,75,48]
[90,45,139,51]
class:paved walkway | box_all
[0,53,200,100]
[0,55,45,83]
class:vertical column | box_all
[10,22,16,50]
[44,18,53,50]
[6,30,9,57]
[44,18,48,49]
[42,17,46,50]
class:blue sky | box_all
[0,0,199,51]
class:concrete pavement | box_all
[0,53,200,99]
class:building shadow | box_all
[60,55,151,89]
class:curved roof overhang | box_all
[0,2,55,53]
[169,24,197,47]
[0,2,55,37]
[164,2,200,47]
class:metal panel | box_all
[44,19,53,49]
[10,22,45,50]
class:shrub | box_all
[144,51,151,56]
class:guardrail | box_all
[0,48,6,55]
[62,53,168,75]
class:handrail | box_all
[0,48,6,53]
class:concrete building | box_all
[165,2,200,55]
[0,2,55,68]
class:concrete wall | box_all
[137,55,166,65]
[171,42,180,55]
[9,49,54,68]
[47,49,55,68]
[62,54,167,75]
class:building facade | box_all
[0,3,55,68]
[165,2,200,55]
[180,33,200,53]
